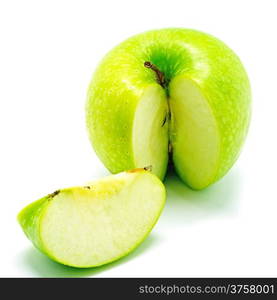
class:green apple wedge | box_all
[17,168,165,268]
[86,28,251,190]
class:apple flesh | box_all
[86,28,251,189]
[17,169,165,268]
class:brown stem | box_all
[144,61,166,88]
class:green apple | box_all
[18,168,165,268]
[86,28,251,189]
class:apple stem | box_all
[144,61,166,88]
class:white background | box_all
[0,0,276,277]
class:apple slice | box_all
[18,169,165,268]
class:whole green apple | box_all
[18,168,165,268]
[86,28,251,189]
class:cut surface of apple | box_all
[86,28,251,189]
[133,84,169,179]
[169,76,220,189]
[18,169,165,268]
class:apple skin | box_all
[17,195,49,252]
[86,28,251,189]
[18,169,166,268]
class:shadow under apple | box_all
[162,166,241,225]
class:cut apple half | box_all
[18,169,165,268]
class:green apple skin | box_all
[18,169,165,268]
[86,28,251,189]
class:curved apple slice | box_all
[17,169,165,268]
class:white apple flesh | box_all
[133,85,169,178]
